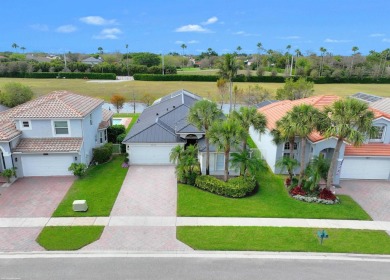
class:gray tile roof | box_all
[123,89,203,143]
[256,100,279,109]
[370,98,390,115]
[351,92,383,103]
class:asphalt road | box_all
[1,254,390,280]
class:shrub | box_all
[107,125,126,143]
[93,143,113,164]
[68,163,87,177]
[319,188,337,201]
[290,185,306,196]
[1,167,17,183]
[194,175,256,198]
[0,82,33,107]
[116,133,126,143]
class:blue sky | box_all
[1,0,389,56]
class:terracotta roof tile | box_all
[0,120,21,141]
[13,138,82,153]
[102,108,114,122]
[345,143,390,157]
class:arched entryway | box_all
[319,148,334,160]
[184,134,198,149]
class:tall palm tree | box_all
[20,46,26,53]
[294,49,301,75]
[319,47,327,76]
[218,53,239,113]
[231,106,267,152]
[351,46,359,70]
[181,43,187,67]
[323,98,376,189]
[11,43,19,52]
[285,104,321,186]
[125,44,129,76]
[236,46,242,55]
[285,45,291,75]
[188,100,223,175]
[98,47,103,55]
[271,114,297,159]
[207,117,246,181]
[256,42,263,71]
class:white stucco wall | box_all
[199,152,240,176]
[249,127,278,172]
[80,106,103,165]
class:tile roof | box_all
[0,120,21,141]
[99,108,114,129]
[123,89,203,143]
[345,143,390,157]
[370,98,390,117]
[258,95,340,142]
[13,138,83,153]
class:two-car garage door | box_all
[128,144,178,165]
[21,154,74,176]
[341,157,390,180]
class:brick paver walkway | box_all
[338,180,390,222]
[83,166,192,251]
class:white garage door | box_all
[128,145,177,165]
[21,154,74,176]
[341,157,390,180]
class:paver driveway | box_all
[0,176,75,252]
[83,166,191,251]
[338,180,390,221]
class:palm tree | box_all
[231,106,267,152]
[236,46,242,55]
[271,115,296,159]
[169,145,185,164]
[125,44,129,76]
[285,104,321,186]
[181,43,187,67]
[351,46,359,70]
[11,43,19,52]
[218,53,239,113]
[323,98,376,189]
[20,46,26,53]
[256,42,263,71]
[294,49,301,75]
[275,156,299,181]
[188,100,223,175]
[98,47,103,55]
[319,47,327,76]
[285,45,291,75]
[207,117,246,181]
[304,154,330,192]
[230,149,267,177]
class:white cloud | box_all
[324,38,351,43]
[278,35,301,40]
[80,16,117,25]
[233,31,259,37]
[188,40,199,44]
[93,28,122,39]
[175,24,209,32]
[203,16,218,25]
[56,25,77,33]
[233,31,245,35]
[382,38,390,42]
[175,40,185,44]
[370,33,385,37]
[30,24,49,31]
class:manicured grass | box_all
[53,156,128,217]
[177,171,371,220]
[177,226,390,254]
[1,78,390,102]
[37,226,104,250]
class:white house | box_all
[0,91,113,177]
[122,89,239,176]
[250,95,390,185]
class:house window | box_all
[284,142,298,150]
[89,114,93,125]
[99,131,104,143]
[216,154,224,171]
[104,130,107,141]
[20,120,31,130]
[53,121,69,135]
[370,126,385,142]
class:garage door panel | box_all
[129,145,176,165]
[341,157,390,180]
[21,154,74,176]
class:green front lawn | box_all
[177,226,390,254]
[37,226,104,250]
[53,156,128,217]
[178,171,371,220]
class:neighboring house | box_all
[25,54,52,63]
[250,95,390,185]
[0,91,114,177]
[122,89,239,176]
[81,57,103,65]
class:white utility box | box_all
[73,200,88,212]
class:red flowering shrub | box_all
[290,186,306,196]
[319,188,337,201]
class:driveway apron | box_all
[338,180,390,221]
[83,166,191,251]
[0,176,75,252]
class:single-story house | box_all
[122,89,239,176]
[250,95,390,184]
[0,91,113,177]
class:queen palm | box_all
[218,53,239,113]
[323,98,376,189]
[207,117,246,181]
[231,106,267,152]
[188,100,222,175]
[285,104,321,186]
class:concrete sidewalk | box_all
[1,216,390,231]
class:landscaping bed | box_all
[177,226,390,254]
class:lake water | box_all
[103,102,243,114]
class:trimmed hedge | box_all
[0,72,116,80]
[194,175,256,198]
[133,73,390,84]
[92,143,113,164]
